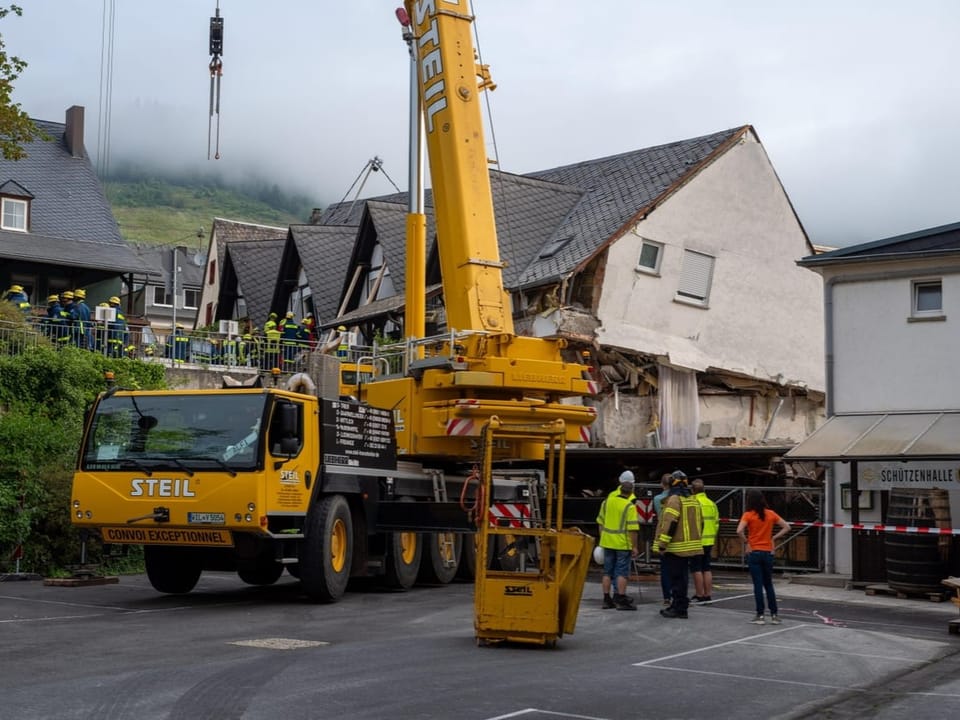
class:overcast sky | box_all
[8,1,960,247]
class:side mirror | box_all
[279,403,298,437]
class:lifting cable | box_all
[96,0,117,177]
[208,2,224,160]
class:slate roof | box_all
[212,217,287,269]
[319,127,745,297]
[288,224,357,323]
[519,127,746,285]
[0,117,150,274]
[798,220,960,268]
[133,244,205,287]
[224,239,286,328]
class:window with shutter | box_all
[676,250,715,304]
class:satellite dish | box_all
[192,250,206,267]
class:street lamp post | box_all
[169,227,204,332]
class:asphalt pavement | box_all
[1,568,959,719]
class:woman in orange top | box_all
[737,490,790,625]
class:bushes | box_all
[0,345,166,574]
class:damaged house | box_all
[271,126,826,449]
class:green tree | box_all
[0,4,43,160]
[0,335,166,574]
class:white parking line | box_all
[0,614,103,624]
[0,594,132,612]
[633,625,801,666]
[636,664,960,699]
[738,640,934,664]
[485,710,611,720]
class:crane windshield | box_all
[80,393,267,473]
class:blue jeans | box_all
[747,550,777,615]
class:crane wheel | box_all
[300,494,353,602]
[384,497,422,590]
[418,531,462,585]
[144,546,202,594]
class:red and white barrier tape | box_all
[719,517,960,536]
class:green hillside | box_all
[104,176,314,248]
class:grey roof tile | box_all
[290,224,357,324]
[0,116,150,273]
[319,128,744,300]
[225,239,286,328]
[132,244,205,286]
[799,220,960,266]
[519,127,745,285]
[212,216,287,270]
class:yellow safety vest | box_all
[696,493,719,547]
[596,489,640,550]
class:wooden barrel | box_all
[885,488,951,595]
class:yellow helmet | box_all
[74,289,87,300]
[337,325,347,332]
[47,294,59,303]
[61,290,74,300]
[98,302,109,307]
[285,311,294,319]
[10,284,23,293]
[109,296,121,305]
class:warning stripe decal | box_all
[488,503,532,528]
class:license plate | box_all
[188,512,226,525]
[101,526,233,547]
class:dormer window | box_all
[1,197,28,232]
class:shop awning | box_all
[785,411,960,461]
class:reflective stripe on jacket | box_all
[655,494,703,556]
[596,488,640,550]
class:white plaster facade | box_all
[597,131,824,391]
[805,251,960,575]
[588,130,825,448]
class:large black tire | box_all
[384,498,421,590]
[237,557,284,586]
[144,546,202,594]
[300,495,354,603]
[418,531,462,585]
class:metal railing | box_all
[0,318,319,375]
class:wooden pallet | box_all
[864,584,950,602]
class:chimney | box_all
[64,105,85,158]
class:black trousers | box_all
[662,553,690,612]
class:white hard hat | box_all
[619,470,635,485]
[592,545,605,565]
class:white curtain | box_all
[658,364,699,447]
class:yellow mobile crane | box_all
[70,0,595,646]
[359,0,597,645]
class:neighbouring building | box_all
[0,105,150,307]
[194,217,287,330]
[788,221,960,582]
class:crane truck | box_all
[71,0,597,644]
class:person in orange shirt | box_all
[737,489,790,625]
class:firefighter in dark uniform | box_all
[106,296,128,358]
